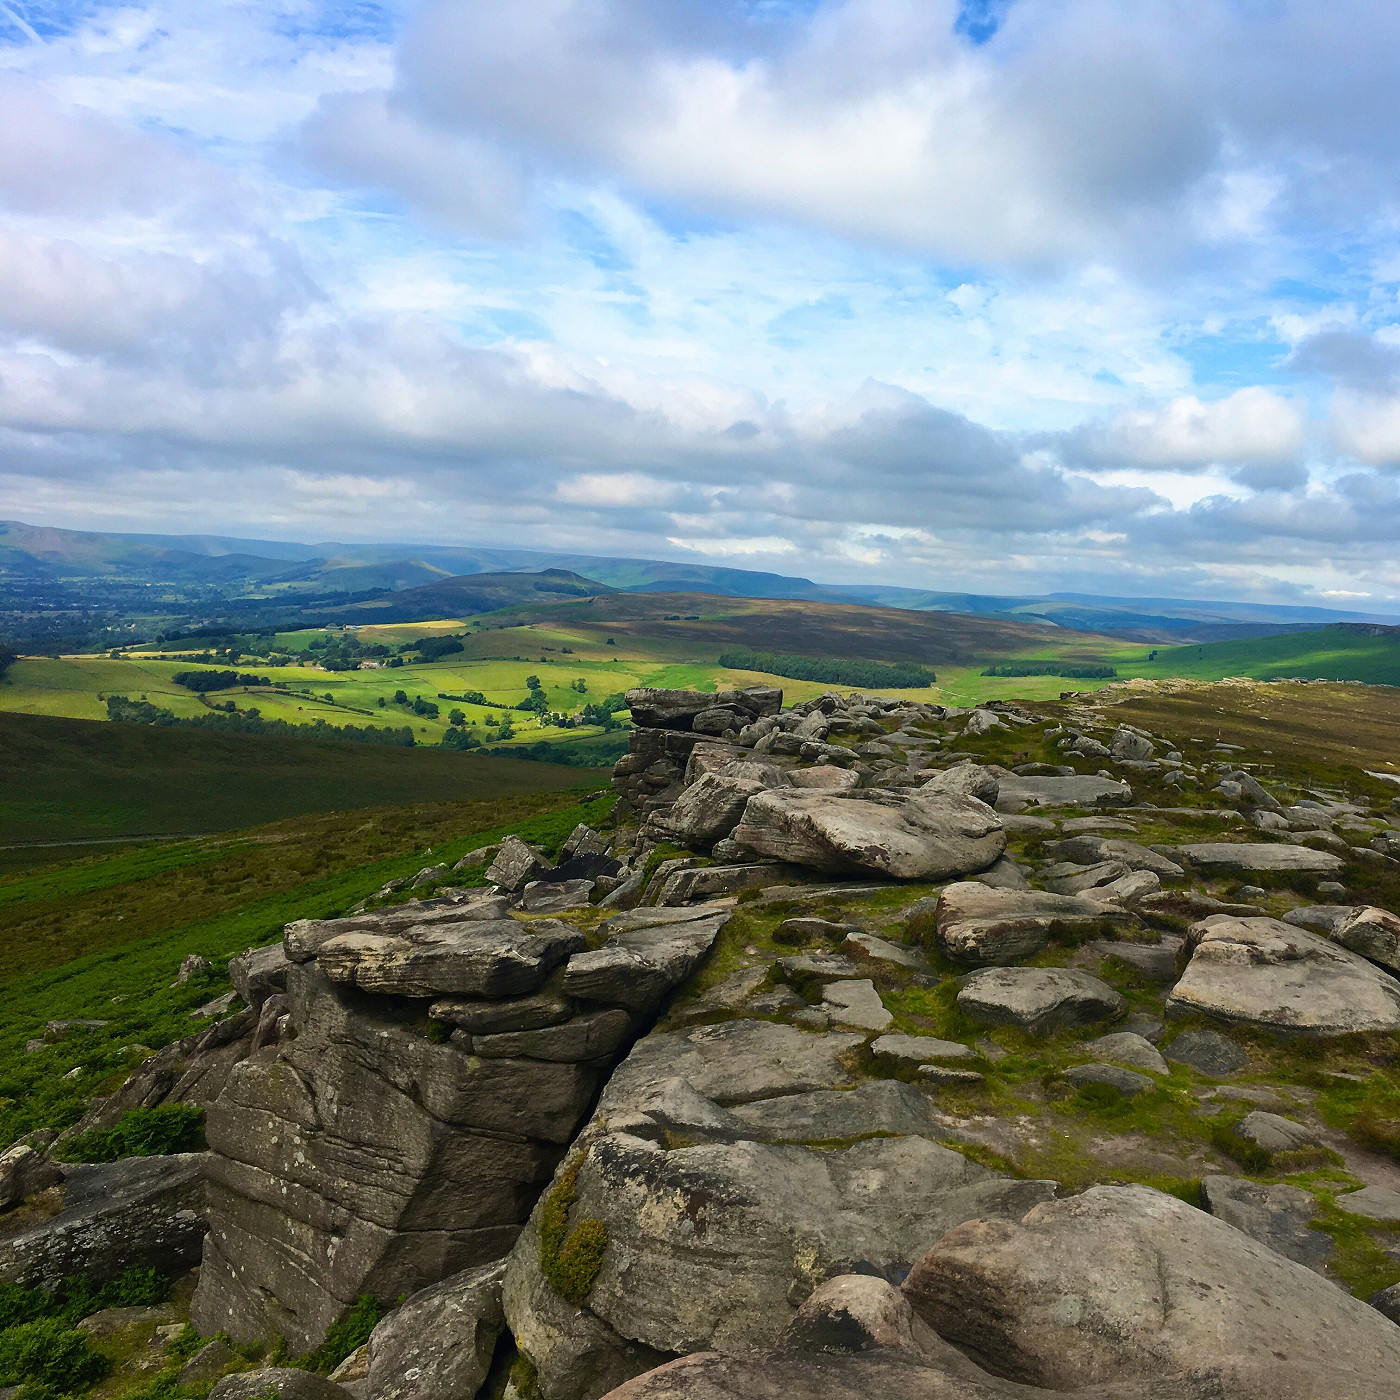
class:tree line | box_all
[717,649,935,689]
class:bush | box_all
[0,1269,172,1333]
[717,650,934,688]
[55,1103,204,1163]
[172,670,270,692]
[0,1318,109,1390]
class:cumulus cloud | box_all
[1083,389,1306,469]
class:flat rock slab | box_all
[210,1371,349,1400]
[1088,938,1181,985]
[820,979,893,1032]
[957,967,1126,1035]
[316,919,585,999]
[1174,842,1345,875]
[1080,1032,1168,1075]
[1236,1111,1320,1154]
[872,1034,976,1065]
[1337,1185,1400,1221]
[1162,1028,1249,1076]
[732,790,1006,881]
[1167,915,1400,1036]
[727,1080,943,1144]
[842,932,930,972]
[994,775,1133,811]
[1200,1175,1332,1270]
[930,883,1129,968]
[565,909,731,1013]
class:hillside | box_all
[323,567,613,621]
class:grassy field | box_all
[0,711,589,874]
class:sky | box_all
[3,0,1400,608]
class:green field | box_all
[0,711,589,875]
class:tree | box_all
[497,714,515,740]
[393,689,409,705]
[448,708,466,726]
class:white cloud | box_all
[1092,389,1305,467]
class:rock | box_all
[966,855,1032,891]
[674,969,769,1021]
[919,763,999,805]
[486,836,555,892]
[366,1260,506,1400]
[454,845,499,871]
[1317,880,1350,899]
[1235,1111,1320,1154]
[918,1066,986,1087]
[413,864,450,889]
[779,1273,937,1355]
[1336,1185,1400,1222]
[902,1183,1400,1400]
[519,880,597,913]
[963,709,1005,736]
[471,1008,633,1063]
[1281,904,1357,934]
[176,953,212,985]
[563,825,612,861]
[1174,842,1345,875]
[177,1338,240,1386]
[209,1371,350,1400]
[1040,860,1131,895]
[1324,905,1400,976]
[1045,836,1184,879]
[871,1034,977,1065]
[1162,1029,1249,1076]
[957,967,1125,1035]
[563,908,731,1013]
[317,919,586,1000]
[650,863,806,906]
[229,943,291,1011]
[1062,1063,1153,1098]
[1092,870,1162,905]
[76,1304,172,1335]
[626,687,782,731]
[666,774,768,847]
[820,979,892,1032]
[1080,1032,1168,1074]
[777,953,860,982]
[192,990,239,1019]
[726,1080,944,1144]
[1111,727,1154,761]
[0,1154,206,1289]
[0,1144,63,1209]
[993,775,1133,811]
[731,790,1006,881]
[1089,936,1182,985]
[430,990,575,1034]
[788,766,860,791]
[928,884,1128,968]
[41,1018,109,1042]
[841,931,929,972]
[775,917,850,945]
[1167,915,1400,1036]
[1201,1175,1331,1269]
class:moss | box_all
[509,1352,546,1400]
[539,1159,609,1305]
[1308,1192,1400,1298]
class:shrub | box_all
[55,1103,205,1163]
[0,1318,110,1390]
[301,1295,386,1374]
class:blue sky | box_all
[2,0,1400,608]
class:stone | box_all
[1080,1032,1168,1074]
[651,863,804,906]
[993,775,1133,811]
[413,864,450,888]
[1325,905,1400,975]
[0,1154,205,1289]
[841,931,929,972]
[1045,836,1184,879]
[209,1371,350,1400]
[1062,1063,1153,1098]
[775,917,850,945]
[229,943,291,1011]
[779,1273,937,1355]
[1040,860,1131,895]
[41,1018,109,1042]
[366,1260,506,1400]
[820,979,892,1032]
[283,896,512,962]
[192,991,239,1019]
[957,967,1125,1035]
[1088,936,1182,985]
[731,790,1006,881]
[966,855,1032,890]
[787,766,860,791]
[454,845,499,870]
[1174,842,1344,875]
[919,763,999,805]
[928,883,1128,968]
[726,1080,944,1144]
[519,879,597,913]
[1162,1029,1249,1076]
[1235,1111,1320,1154]
[76,1304,171,1336]
[1317,880,1350,899]
[317,920,586,1000]
[1337,1185,1400,1222]
[486,836,555,892]
[1281,904,1357,934]
[1092,870,1162,905]
[666,774,768,847]
[0,1144,62,1209]
[1167,915,1400,1036]
[429,991,575,1034]
[1111,727,1154,761]
[902,1183,1400,1400]
[777,953,860,982]
[871,1034,976,1065]
[563,825,611,861]
[177,1339,240,1386]
[176,953,212,985]
[963,708,1005,736]
[563,908,731,1013]
[627,687,781,731]
[328,1347,368,1382]
[1200,1175,1331,1269]
[472,1008,633,1062]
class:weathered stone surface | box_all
[1046,836,1184,879]
[788,766,861,792]
[666,774,768,847]
[842,931,929,972]
[284,895,511,962]
[486,836,555,892]
[731,790,1006,881]
[229,942,291,1010]
[1088,937,1182,985]
[519,880,597,913]
[1079,1032,1168,1074]
[931,884,1128,968]
[0,1143,62,1209]
[1322,904,1400,975]
[210,1371,350,1400]
[994,776,1133,811]
[429,990,575,1034]
[472,1008,633,1062]
[872,1034,977,1065]
[1174,842,1344,875]
[1167,915,1400,1036]
[957,967,1125,1035]
[1281,904,1356,934]
[1200,1175,1331,1269]
[726,1080,945,1144]
[1162,1029,1249,1076]
[820,979,892,1032]
[563,908,731,1013]
[1062,1063,1153,1098]
[920,763,1000,805]
[365,1260,506,1400]
[1336,1185,1400,1221]
[902,1184,1400,1400]
[966,855,1032,891]
[627,687,782,731]
[1236,1111,1320,1154]
[1039,860,1131,895]
[1111,727,1155,762]
[0,1154,205,1289]
[317,919,585,999]
[1369,1280,1400,1325]
[176,1338,239,1387]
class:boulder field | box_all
[9,686,1400,1399]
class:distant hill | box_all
[323,568,614,622]
[1128,623,1400,687]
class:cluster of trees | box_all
[105,696,416,745]
[437,689,497,706]
[981,662,1118,678]
[490,734,630,767]
[516,675,549,714]
[171,669,272,692]
[389,689,439,718]
[412,635,465,661]
[717,650,935,689]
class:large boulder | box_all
[627,688,782,731]
[366,1260,507,1400]
[957,967,1125,1035]
[926,883,1130,967]
[1044,836,1184,879]
[210,1372,349,1400]
[1166,915,1400,1036]
[487,836,556,892]
[919,763,1000,805]
[0,1154,206,1289]
[993,776,1132,811]
[1199,1175,1332,1269]
[1321,905,1400,976]
[731,790,1006,881]
[666,774,768,848]
[901,1184,1400,1400]
[1173,843,1344,876]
